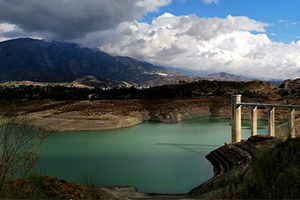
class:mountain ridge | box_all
[202,72,253,82]
[0,38,190,86]
[0,38,285,86]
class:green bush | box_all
[241,139,300,199]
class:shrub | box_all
[241,138,300,199]
[0,106,49,190]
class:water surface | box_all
[38,117,267,194]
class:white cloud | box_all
[0,22,16,42]
[79,13,300,80]
[202,0,219,4]
[278,19,287,23]
[278,19,300,27]
[285,21,300,27]
[0,22,15,32]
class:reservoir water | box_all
[38,117,268,194]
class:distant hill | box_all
[266,79,284,86]
[72,76,128,89]
[202,72,252,82]
[279,78,300,90]
[0,38,191,86]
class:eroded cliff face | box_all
[148,105,212,123]
[0,98,230,131]
[6,96,296,132]
[143,98,230,123]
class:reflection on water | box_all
[38,117,267,194]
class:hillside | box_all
[1,77,300,199]
[279,78,300,90]
[0,78,294,132]
[202,72,252,82]
[0,79,278,101]
[0,38,192,86]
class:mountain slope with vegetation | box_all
[0,79,278,100]
[202,72,252,82]
[0,38,191,86]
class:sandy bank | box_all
[0,99,230,132]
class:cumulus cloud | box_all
[0,0,171,39]
[83,13,300,80]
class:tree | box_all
[0,106,49,190]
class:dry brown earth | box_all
[1,97,299,132]
[0,98,231,131]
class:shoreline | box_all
[1,98,294,199]
[0,98,283,132]
[1,99,230,132]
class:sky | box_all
[0,0,300,80]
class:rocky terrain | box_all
[0,98,226,132]
[1,77,300,132]
[189,135,277,199]
[1,175,128,199]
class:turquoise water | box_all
[38,117,268,194]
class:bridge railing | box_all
[231,94,300,143]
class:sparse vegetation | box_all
[0,106,49,191]
[239,138,300,199]
[0,175,113,199]
[0,174,47,199]
[0,79,277,101]
[0,107,113,199]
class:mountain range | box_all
[201,72,283,85]
[0,38,194,87]
[0,38,284,87]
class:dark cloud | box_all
[157,43,187,57]
[148,30,156,37]
[0,0,169,40]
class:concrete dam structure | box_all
[188,135,277,199]
[231,94,300,143]
[188,95,300,198]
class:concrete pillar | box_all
[231,95,241,143]
[251,106,258,136]
[268,107,275,137]
[288,108,295,138]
